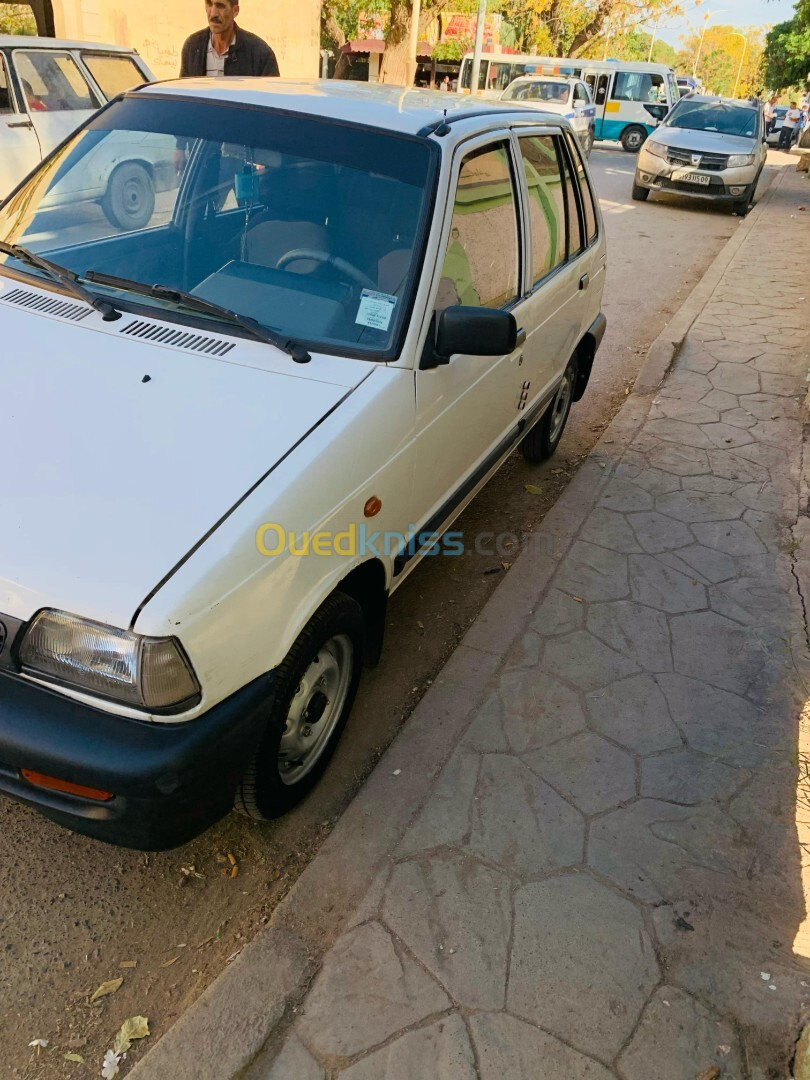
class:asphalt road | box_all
[1,147,785,1080]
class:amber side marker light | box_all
[21,769,114,802]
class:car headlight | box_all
[644,139,667,159]
[727,153,755,168]
[19,610,201,709]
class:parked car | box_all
[500,75,596,155]
[0,35,161,223]
[765,105,790,147]
[632,94,766,216]
[0,81,606,849]
[676,75,703,97]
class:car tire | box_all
[621,125,647,153]
[583,130,595,157]
[521,356,577,464]
[235,591,364,820]
[631,180,649,201]
[102,162,155,231]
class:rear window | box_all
[82,53,146,99]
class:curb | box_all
[633,166,785,394]
[128,167,786,1080]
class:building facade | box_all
[25,0,320,80]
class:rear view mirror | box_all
[435,306,517,359]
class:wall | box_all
[49,0,319,80]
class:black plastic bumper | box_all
[0,670,273,850]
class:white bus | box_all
[459,54,679,151]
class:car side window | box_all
[13,50,101,113]
[0,54,14,113]
[565,133,598,246]
[518,135,566,285]
[558,137,584,257]
[574,83,589,105]
[81,53,146,99]
[436,141,520,311]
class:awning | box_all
[339,38,434,59]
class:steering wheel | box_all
[275,248,377,290]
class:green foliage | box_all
[604,27,677,64]
[763,14,810,92]
[0,3,37,34]
[432,37,473,60]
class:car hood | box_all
[507,100,571,117]
[0,295,370,626]
[651,126,757,154]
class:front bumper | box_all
[635,146,759,201]
[0,670,272,849]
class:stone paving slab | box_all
[140,171,810,1080]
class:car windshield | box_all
[664,100,757,137]
[504,80,570,103]
[0,95,436,359]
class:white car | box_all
[1,35,159,219]
[500,75,596,155]
[0,80,606,849]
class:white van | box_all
[0,36,156,204]
[460,54,679,151]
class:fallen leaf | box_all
[230,865,239,879]
[573,597,583,603]
[112,1015,149,1056]
[697,1068,720,1080]
[227,852,237,867]
[119,961,137,969]
[524,484,543,495]
[501,561,512,570]
[89,977,123,1004]
[64,1053,84,1063]
[161,956,180,968]
[28,1039,48,1051]
[761,972,771,980]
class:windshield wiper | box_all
[0,241,121,321]
[84,271,311,363]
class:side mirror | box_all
[434,306,517,360]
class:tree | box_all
[0,3,37,34]
[762,0,810,92]
[675,24,765,96]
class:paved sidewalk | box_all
[133,168,810,1080]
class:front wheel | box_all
[235,592,364,820]
[621,125,648,153]
[521,356,577,464]
[631,179,649,201]
[102,162,155,231]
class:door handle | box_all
[515,327,527,347]
[579,273,590,291]
[8,120,34,129]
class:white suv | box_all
[0,80,606,849]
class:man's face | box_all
[206,0,238,34]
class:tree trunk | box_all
[379,0,413,85]
[545,0,563,55]
[567,0,613,57]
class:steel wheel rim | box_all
[277,634,353,785]
[626,130,643,150]
[549,369,573,443]
[122,178,147,219]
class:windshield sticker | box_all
[356,289,397,332]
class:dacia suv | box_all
[0,80,606,848]
[632,94,766,216]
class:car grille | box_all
[666,146,729,171]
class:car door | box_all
[0,50,42,197]
[408,135,528,564]
[11,48,101,163]
[572,80,595,142]
[512,127,603,412]
[590,72,613,139]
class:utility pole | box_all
[470,0,487,96]
[406,0,422,87]
[647,16,659,63]
[731,30,748,98]
[693,9,727,78]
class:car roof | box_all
[0,35,138,54]
[509,75,577,82]
[678,94,758,110]
[141,78,566,137]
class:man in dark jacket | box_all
[180,0,280,78]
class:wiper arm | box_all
[84,271,311,363]
[0,241,121,321]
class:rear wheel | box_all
[583,130,595,157]
[235,592,364,820]
[521,356,577,464]
[631,179,649,201]
[102,162,154,231]
[621,125,647,153]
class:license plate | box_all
[675,171,711,186]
